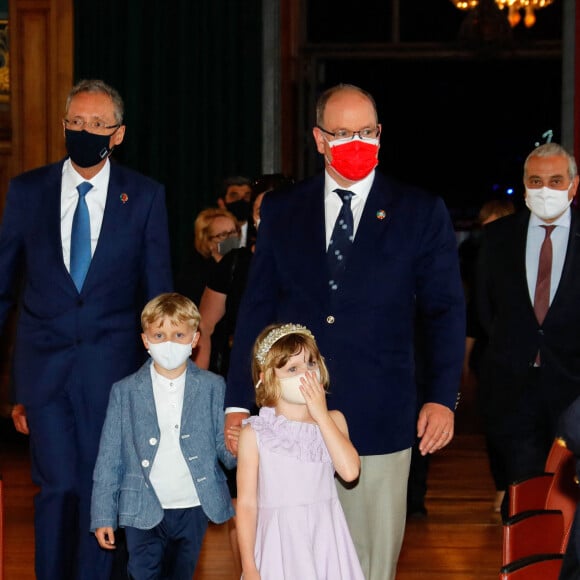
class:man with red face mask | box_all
[225,84,465,580]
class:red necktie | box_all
[533,225,556,325]
[533,225,555,365]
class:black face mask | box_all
[225,199,251,223]
[65,129,114,168]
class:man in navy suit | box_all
[477,142,580,519]
[0,79,173,579]
[225,84,465,580]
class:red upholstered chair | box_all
[501,437,579,574]
[499,553,564,580]
[502,509,564,566]
[508,437,578,549]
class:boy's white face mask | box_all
[147,341,192,371]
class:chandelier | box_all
[450,0,556,28]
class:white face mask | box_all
[147,341,192,371]
[525,185,572,221]
[278,370,321,405]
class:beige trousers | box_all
[336,449,412,580]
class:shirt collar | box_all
[62,157,111,193]
[150,361,187,389]
[324,169,375,203]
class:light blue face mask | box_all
[217,235,241,257]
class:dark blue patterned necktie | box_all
[70,181,93,291]
[328,188,354,291]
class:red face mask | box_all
[328,137,379,182]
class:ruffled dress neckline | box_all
[245,406,332,464]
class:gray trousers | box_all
[337,449,412,580]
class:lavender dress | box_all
[243,406,364,579]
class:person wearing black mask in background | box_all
[1,79,173,579]
[217,175,253,246]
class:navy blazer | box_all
[0,159,173,411]
[226,171,465,456]
[91,359,236,531]
[477,208,580,424]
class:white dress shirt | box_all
[60,158,110,270]
[148,363,200,508]
[526,209,570,307]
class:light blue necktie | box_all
[70,181,93,291]
[327,188,355,291]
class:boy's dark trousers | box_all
[125,506,208,580]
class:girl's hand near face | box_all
[301,370,329,423]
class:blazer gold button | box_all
[149,438,157,446]
[141,459,150,468]
[326,316,335,324]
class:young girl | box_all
[236,322,364,579]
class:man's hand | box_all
[225,411,249,455]
[11,404,29,435]
[416,402,454,456]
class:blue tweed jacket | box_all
[91,359,236,531]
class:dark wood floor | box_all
[0,382,503,579]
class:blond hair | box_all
[194,207,239,258]
[252,323,330,408]
[141,292,200,332]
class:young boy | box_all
[90,292,236,579]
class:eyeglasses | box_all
[317,125,381,141]
[64,118,121,135]
[210,229,239,242]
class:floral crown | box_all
[255,323,314,365]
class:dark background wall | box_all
[303,0,563,220]
[73,0,263,271]
[73,0,564,267]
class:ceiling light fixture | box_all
[449,0,556,28]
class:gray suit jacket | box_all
[90,359,236,531]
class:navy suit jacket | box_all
[0,159,173,411]
[226,171,465,456]
[477,208,580,426]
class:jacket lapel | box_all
[289,175,329,305]
[81,163,127,290]
[512,210,533,311]
[334,172,396,297]
[131,362,159,432]
[181,362,201,428]
[43,161,80,294]
[549,208,580,315]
